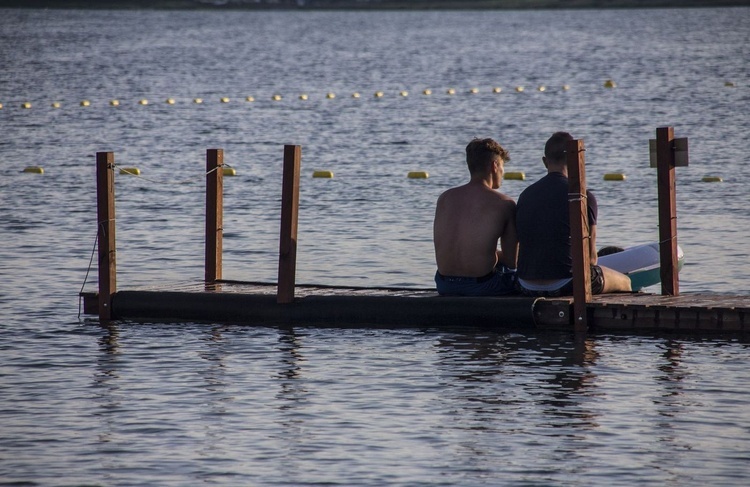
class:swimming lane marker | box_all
[603,173,626,181]
[312,170,334,178]
[119,167,141,176]
[504,171,525,180]
[23,166,44,174]
[407,171,429,179]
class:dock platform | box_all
[80,282,750,334]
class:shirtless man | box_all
[433,138,518,296]
[515,131,631,296]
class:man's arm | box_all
[589,224,598,265]
[498,200,518,269]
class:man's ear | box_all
[542,156,548,168]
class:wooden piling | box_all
[656,127,679,296]
[277,145,302,304]
[96,152,116,321]
[205,149,223,282]
[567,139,592,332]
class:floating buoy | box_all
[537,85,546,92]
[724,81,736,87]
[22,166,44,174]
[272,94,282,101]
[326,93,336,99]
[222,167,237,177]
[400,90,408,97]
[193,98,203,104]
[312,170,334,178]
[220,97,230,103]
[80,100,90,107]
[604,79,617,88]
[374,91,384,98]
[493,87,502,93]
[299,94,308,100]
[51,102,61,108]
[138,99,148,105]
[407,171,429,179]
[119,167,141,176]
[469,87,479,94]
[562,84,571,91]
[21,102,32,109]
[0,102,3,109]
[423,89,432,95]
[446,88,455,95]
[110,99,120,106]
[701,176,723,182]
[515,86,525,93]
[504,171,525,181]
[603,173,626,181]
[166,98,175,105]
[245,96,255,102]
[352,92,360,98]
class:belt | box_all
[437,270,496,283]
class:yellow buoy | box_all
[166,98,175,105]
[562,84,571,91]
[51,102,61,108]
[504,171,525,181]
[374,91,384,98]
[138,99,148,105]
[222,167,237,177]
[0,102,3,109]
[446,88,455,95]
[603,173,626,181]
[352,92,361,98]
[110,99,120,106]
[21,102,32,109]
[312,170,334,178]
[220,97,230,103]
[22,166,44,174]
[245,96,255,102]
[493,87,502,93]
[724,81,736,87]
[299,94,308,100]
[407,171,429,179]
[515,86,525,93]
[604,79,617,88]
[80,100,90,107]
[326,92,336,99]
[119,167,141,176]
[469,87,479,94]
[400,90,408,97]
[701,176,723,182]
[537,85,546,92]
[272,94,282,101]
[423,89,432,95]
[193,98,203,104]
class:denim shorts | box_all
[435,267,517,297]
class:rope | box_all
[112,162,228,186]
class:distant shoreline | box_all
[1,0,748,10]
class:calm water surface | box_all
[1,7,749,486]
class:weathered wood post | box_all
[96,152,116,321]
[567,139,592,333]
[277,145,301,304]
[205,149,223,283]
[654,126,684,296]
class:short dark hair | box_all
[466,138,510,174]
[544,131,574,163]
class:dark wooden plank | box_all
[567,139,592,332]
[277,145,302,304]
[656,127,680,295]
[205,149,223,282]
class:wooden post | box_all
[277,145,301,304]
[567,139,591,333]
[205,149,223,282]
[96,152,116,321]
[656,127,679,296]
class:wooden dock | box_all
[83,128,750,335]
[80,283,750,333]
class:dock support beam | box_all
[567,139,592,333]
[96,152,116,321]
[277,145,301,304]
[656,127,680,296]
[205,149,223,283]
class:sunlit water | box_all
[1,7,749,486]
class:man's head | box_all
[543,131,574,169]
[466,138,510,176]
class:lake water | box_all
[1,6,749,486]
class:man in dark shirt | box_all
[515,132,631,296]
